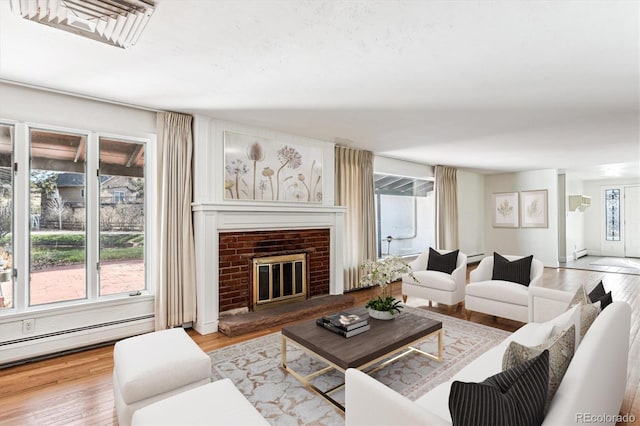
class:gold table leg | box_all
[280,328,444,412]
[281,335,346,411]
[281,334,287,368]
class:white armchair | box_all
[465,254,545,323]
[401,249,467,312]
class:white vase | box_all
[368,308,396,320]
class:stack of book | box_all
[316,312,370,338]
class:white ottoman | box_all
[131,379,269,426]
[113,328,211,426]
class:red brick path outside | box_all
[0,259,144,307]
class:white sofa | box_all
[401,249,467,311]
[346,300,632,426]
[465,254,545,323]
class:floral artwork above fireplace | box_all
[223,131,323,203]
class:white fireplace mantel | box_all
[192,202,346,335]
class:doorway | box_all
[601,185,640,258]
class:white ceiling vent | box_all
[10,0,155,49]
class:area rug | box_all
[590,257,640,270]
[208,307,511,425]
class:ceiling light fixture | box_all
[10,0,155,49]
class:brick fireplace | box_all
[218,228,331,313]
[190,117,346,335]
[191,204,346,335]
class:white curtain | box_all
[155,112,197,330]
[435,165,459,250]
[335,146,376,290]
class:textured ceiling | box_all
[0,0,638,179]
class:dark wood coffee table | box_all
[281,306,443,411]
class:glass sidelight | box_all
[98,137,146,296]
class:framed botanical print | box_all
[521,190,548,228]
[492,192,519,228]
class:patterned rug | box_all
[590,257,640,272]
[209,306,511,425]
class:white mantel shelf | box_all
[191,203,346,335]
[192,203,346,213]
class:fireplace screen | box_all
[253,253,307,309]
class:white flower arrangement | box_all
[360,256,416,315]
[359,256,415,291]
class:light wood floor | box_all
[1,267,638,425]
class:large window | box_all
[0,123,148,312]
[99,137,145,296]
[30,129,87,305]
[374,173,435,258]
[0,124,14,310]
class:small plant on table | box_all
[359,256,416,318]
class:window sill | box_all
[0,293,154,323]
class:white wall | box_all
[564,173,586,260]
[583,177,640,256]
[0,83,156,137]
[457,170,485,262]
[0,83,156,364]
[484,169,559,267]
[374,156,434,178]
[557,174,566,262]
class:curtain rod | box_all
[0,78,172,114]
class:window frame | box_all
[113,190,126,204]
[28,125,91,307]
[0,121,153,316]
[98,134,148,298]
[374,172,435,259]
[0,122,15,310]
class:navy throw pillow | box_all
[492,253,534,286]
[449,350,549,426]
[426,248,459,274]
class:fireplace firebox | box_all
[252,253,307,310]
[217,228,331,314]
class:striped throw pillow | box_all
[449,350,549,426]
[491,253,534,286]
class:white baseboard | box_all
[193,319,219,335]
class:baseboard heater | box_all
[0,314,154,369]
[0,314,154,347]
[574,249,588,259]
[467,253,485,264]
[1,338,117,369]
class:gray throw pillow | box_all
[568,285,589,307]
[502,324,575,413]
[579,304,598,342]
